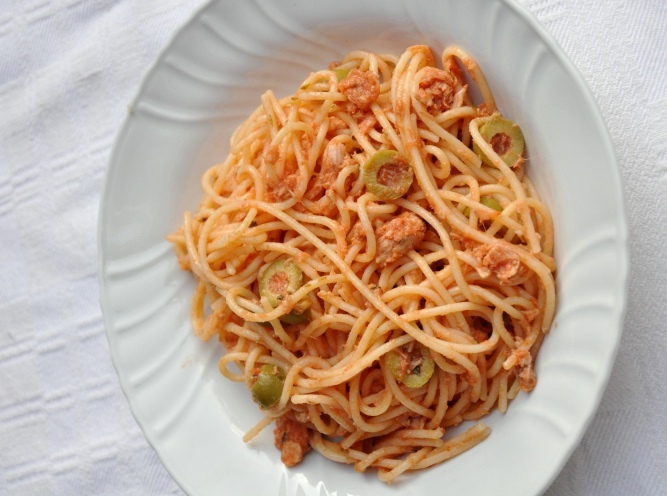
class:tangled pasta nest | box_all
[168,45,556,483]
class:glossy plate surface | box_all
[98,0,628,494]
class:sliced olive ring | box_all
[362,150,414,200]
[251,364,285,408]
[259,308,311,327]
[333,68,350,81]
[464,196,503,217]
[473,115,525,168]
[278,308,311,325]
[386,345,435,388]
[258,258,311,324]
[259,258,303,308]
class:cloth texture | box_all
[0,0,665,494]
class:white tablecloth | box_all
[1,0,665,494]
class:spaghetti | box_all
[167,45,556,483]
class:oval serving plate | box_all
[98,0,628,494]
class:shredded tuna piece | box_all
[300,133,313,162]
[271,173,299,202]
[471,242,521,284]
[375,212,426,267]
[483,244,520,283]
[398,415,427,429]
[320,138,348,190]
[264,144,279,165]
[512,349,537,392]
[293,410,310,424]
[304,137,352,206]
[274,415,311,467]
[338,69,380,109]
[522,308,541,323]
[357,111,378,134]
[415,67,457,114]
[471,328,489,343]
[328,115,347,132]
[348,221,366,246]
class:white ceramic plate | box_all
[98,0,628,494]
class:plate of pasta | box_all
[98,0,628,495]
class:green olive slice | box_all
[387,345,435,388]
[251,364,285,408]
[278,308,312,325]
[473,115,525,168]
[258,258,311,324]
[480,196,503,212]
[333,68,350,81]
[258,308,311,327]
[259,259,303,308]
[464,196,503,217]
[362,150,414,200]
